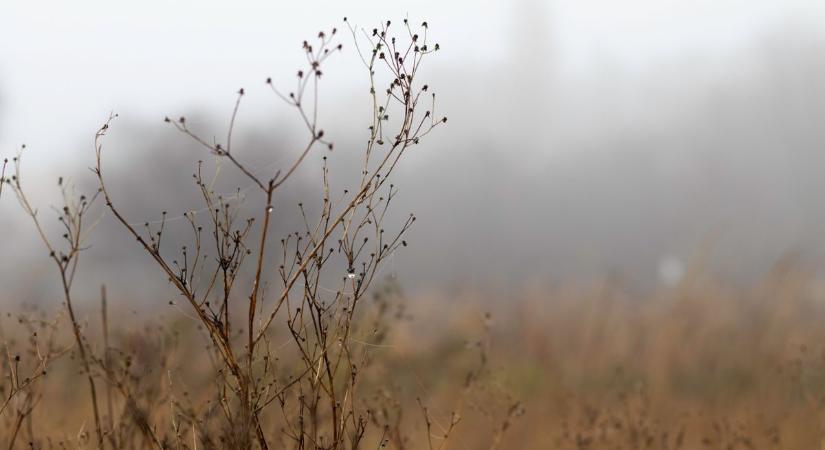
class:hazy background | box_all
[2,0,825,305]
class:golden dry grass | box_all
[5,261,825,449]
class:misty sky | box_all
[1,0,820,159]
[2,0,825,301]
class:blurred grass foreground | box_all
[5,265,825,448]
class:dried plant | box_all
[0,308,68,449]
[9,150,107,448]
[4,17,531,450]
[89,18,444,449]
[0,156,8,200]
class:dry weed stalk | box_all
[9,152,107,448]
[85,18,446,449]
[0,157,8,199]
[0,18,506,450]
[0,310,68,449]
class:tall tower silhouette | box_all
[510,0,555,133]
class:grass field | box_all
[4,266,825,449]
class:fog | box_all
[2,0,825,305]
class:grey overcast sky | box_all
[1,0,821,163]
